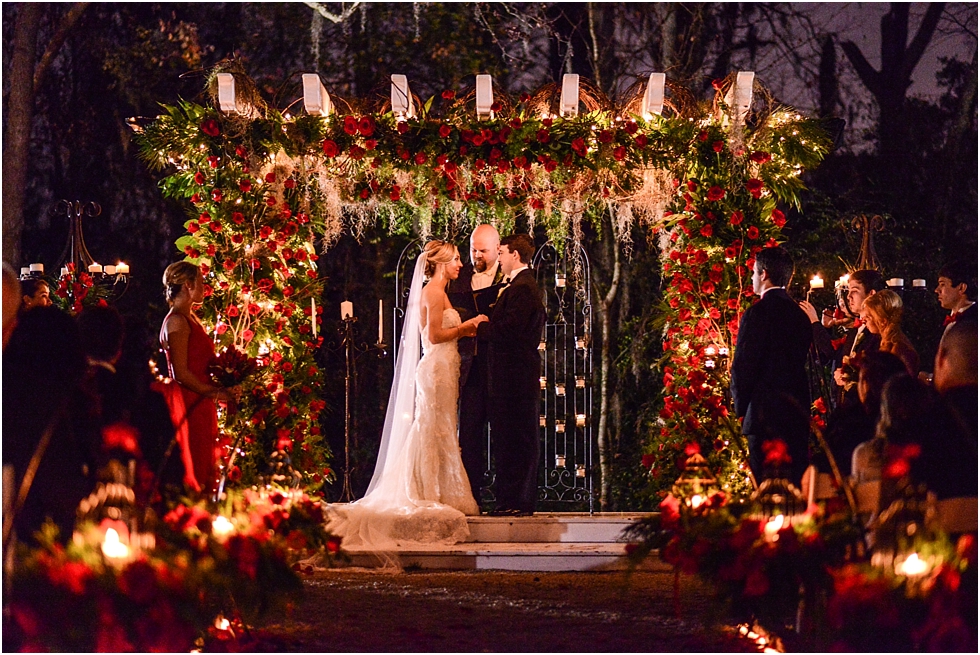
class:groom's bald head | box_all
[470,224,500,273]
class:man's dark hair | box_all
[849,269,885,294]
[853,350,908,416]
[938,261,976,300]
[755,246,794,287]
[501,234,535,265]
[20,278,49,299]
[77,305,125,363]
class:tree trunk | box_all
[2,3,42,266]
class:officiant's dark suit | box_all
[477,243,545,515]
[448,263,505,502]
[731,251,813,485]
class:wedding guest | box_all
[3,263,21,349]
[933,319,978,445]
[158,262,236,495]
[863,290,919,376]
[448,224,506,506]
[800,269,884,404]
[19,278,52,311]
[935,261,977,328]
[814,350,907,475]
[851,373,929,484]
[731,246,813,484]
[2,306,97,543]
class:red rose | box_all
[349,145,365,160]
[442,89,455,100]
[201,118,220,137]
[747,226,760,240]
[397,121,409,134]
[762,439,791,466]
[209,221,222,232]
[729,211,744,226]
[211,188,223,202]
[700,224,713,237]
[711,78,725,90]
[613,146,626,162]
[706,186,726,201]
[414,152,427,165]
[239,178,252,192]
[749,150,772,164]
[343,115,358,135]
[571,137,587,156]
[536,129,550,144]
[322,139,339,157]
[187,221,200,233]
[746,178,764,198]
[770,209,786,227]
[194,171,205,185]
[702,281,716,294]
[208,155,219,168]
[438,124,451,138]
[712,140,724,153]
[598,130,613,144]
[390,185,401,202]
[698,130,708,142]
[358,116,375,137]
[544,159,557,173]
[678,308,692,321]
[634,134,648,147]
[242,329,254,342]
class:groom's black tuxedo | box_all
[730,288,813,484]
[477,268,546,514]
[448,263,506,502]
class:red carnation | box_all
[209,221,222,232]
[770,209,786,227]
[211,188,223,202]
[322,139,339,157]
[706,186,726,202]
[201,118,220,137]
[390,185,401,202]
[187,221,200,233]
[701,281,715,294]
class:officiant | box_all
[447,224,506,505]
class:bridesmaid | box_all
[158,262,236,494]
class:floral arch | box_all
[136,64,831,493]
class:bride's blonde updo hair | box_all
[162,261,199,305]
[423,240,457,278]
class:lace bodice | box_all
[421,307,461,352]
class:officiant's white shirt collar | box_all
[471,260,499,291]
[505,265,528,282]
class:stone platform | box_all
[341,512,653,572]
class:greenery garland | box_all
[135,67,829,494]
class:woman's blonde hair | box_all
[864,289,903,332]
[423,240,457,278]
[162,261,199,305]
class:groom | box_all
[447,224,507,504]
[477,234,545,516]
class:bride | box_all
[326,241,488,548]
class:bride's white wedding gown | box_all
[326,308,479,549]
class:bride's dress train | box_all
[326,308,479,549]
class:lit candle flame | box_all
[101,528,130,559]
[212,515,235,538]
[764,514,784,537]
[899,553,929,577]
[690,494,704,509]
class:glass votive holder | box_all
[555,420,565,434]
[539,376,547,390]
[555,383,566,396]
[555,454,566,468]
[575,413,586,427]
[575,376,585,388]
[576,464,586,478]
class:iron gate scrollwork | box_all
[393,239,596,513]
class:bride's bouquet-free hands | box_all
[459,314,488,338]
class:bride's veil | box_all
[364,253,425,496]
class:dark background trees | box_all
[3,2,975,507]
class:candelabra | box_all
[333,313,387,502]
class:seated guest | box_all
[2,307,97,543]
[815,350,907,475]
[800,269,884,405]
[862,290,919,376]
[19,278,52,311]
[934,319,978,440]
[935,260,977,328]
[3,263,20,349]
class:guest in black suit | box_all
[447,224,506,505]
[800,269,884,404]
[477,234,545,516]
[933,319,978,448]
[731,246,813,484]
[936,261,977,330]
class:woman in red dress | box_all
[158,262,236,494]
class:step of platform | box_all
[336,513,655,572]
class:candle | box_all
[104,265,116,275]
[898,552,929,577]
[575,413,586,427]
[576,464,586,478]
[88,263,103,274]
[705,359,716,369]
[101,528,130,560]
[718,346,729,357]
[538,341,546,351]
[555,383,566,396]
[212,516,235,540]
[575,338,586,350]
[886,278,904,287]
[555,420,565,434]
[912,279,926,288]
[378,299,384,344]
[575,376,585,388]
[555,454,566,468]
[115,262,130,275]
[704,345,717,357]
[539,376,547,390]
[764,514,784,540]
[60,267,69,277]
[690,494,705,509]
[311,298,317,338]
[341,300,353,320]
[29,263,44,273]
[539,415,547,427]
[556,275,566,288]
[19,267,29,278]
[809,275,824,289]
